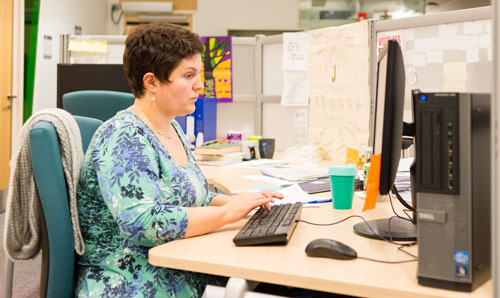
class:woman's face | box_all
[156,54,203,117]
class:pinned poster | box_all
[376,31,402,54]
[200,36,233,102]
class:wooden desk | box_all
[149,166,492,298]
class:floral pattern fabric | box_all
[76,110,226,297]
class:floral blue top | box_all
[76,110,226,297]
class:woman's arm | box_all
[186,190,283,238]
[209,194,232,206]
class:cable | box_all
[298,215,413,246]
[297,215,418,264]
[388,192,413,222]
[111,5,124,25]
[391,184,415,212]
[358,256,416,264]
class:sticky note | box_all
[346,147,359,164]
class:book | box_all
[197,152,244,161]
[194,143,241,155]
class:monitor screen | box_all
[374,39,405,195]
[353,39,416,241]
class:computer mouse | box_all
[305,238,357,260]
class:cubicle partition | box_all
[58,7,493,157]
[373,7,492,124]
[372,6,492,157]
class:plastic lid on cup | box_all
[329,165,357,176]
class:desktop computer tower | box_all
[414,92,491,292]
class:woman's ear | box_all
[143,72,157,93]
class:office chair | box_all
[62,90,135,122]
[207,178,232,195]
[3,115,103,298]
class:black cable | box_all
[391,184,415,212]
[388,192,412,222]
[402,208,413,221]
[111,6,124,25]
[358,256,417,264]
[297,215,418,264]
[298,215,413,246]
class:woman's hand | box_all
[259,189,284,211]
[222,190,283,224]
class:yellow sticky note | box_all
[68,39,108,53]
[346,147,359,164]
[68,40,84,52]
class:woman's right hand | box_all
[222,191,281,224]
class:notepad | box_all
[298,178,331,194]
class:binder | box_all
[175,97,217,143]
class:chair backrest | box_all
[29,115,102,298]
[62,90,135,122]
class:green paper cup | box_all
[329,165,357,210]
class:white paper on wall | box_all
[281,70,309,106]
[282,32,310,71]
[294,109,308,145]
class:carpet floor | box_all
[0,212,41,298]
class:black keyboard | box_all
[233,202,302,246]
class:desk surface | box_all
[149,166,492,298]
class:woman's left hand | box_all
[259,189,283,210]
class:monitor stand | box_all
[353,218,416,241]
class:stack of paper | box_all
[394,157,413,202]
[260,163,328,182]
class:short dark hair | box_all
[123,22,204,97]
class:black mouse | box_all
[305,238,357,260]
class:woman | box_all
[76,22,282,297]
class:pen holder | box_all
[329,165,356,210]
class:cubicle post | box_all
[59,34,69,64]
[254,35,264,135]
[493,1,499,296]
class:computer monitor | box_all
[353,39,417,241]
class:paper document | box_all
[281,70,309,106]
[394,157,413,202]
[261,163,328,182]
[272,184,315,205]
[282,32,309,71]
[228,159,287,169]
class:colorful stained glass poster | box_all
[199,36,233,103]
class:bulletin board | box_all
[307,20,373,164]
[374,7,492,123]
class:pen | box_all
[306,198,332,204]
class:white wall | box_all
[32,0,108,112]
[107,0,122,35]
[197,0,299,35]
[426,0,490,14]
